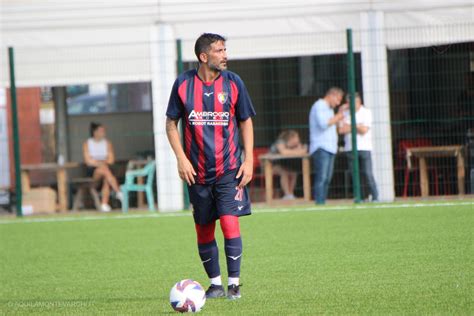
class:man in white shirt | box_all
[339,93,379,201]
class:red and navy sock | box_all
[220,215,242,282]
[195,221,221,280]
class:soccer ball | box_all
[169,279,206,313]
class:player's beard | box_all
[208,60,227,72]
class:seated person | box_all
[83,122,122,212]
[270,130,308,200]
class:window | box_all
[67,82,152,115]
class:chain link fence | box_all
[1,22,473,214]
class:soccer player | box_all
[165,33,256,300]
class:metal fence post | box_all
[176,39,190,210]
[8,47,23,216]
[346,29,362,203]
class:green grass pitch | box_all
[1,201,473,315]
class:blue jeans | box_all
[346,151,379,201]
[312,149,335,204]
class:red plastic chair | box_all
[249,147,269,202]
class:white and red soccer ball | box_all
[170,279,206,313]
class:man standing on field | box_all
[165,33,256,300]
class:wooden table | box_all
[406,145,465,197]
[21,162,79,212]
[258,153,311,203]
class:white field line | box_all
[0,201,472,225]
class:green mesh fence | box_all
[1,24,473,214]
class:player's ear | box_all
[199,52,208,63]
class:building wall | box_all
[6,87,43,187]
[0,89,10,190]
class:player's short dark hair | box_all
[194,33,226,63]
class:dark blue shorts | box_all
[188,169,252,225]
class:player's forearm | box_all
[239,118,254,163]
[166,118,186,160]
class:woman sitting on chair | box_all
[270,130,308,200]
[83,122,122,212]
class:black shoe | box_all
[205,284,225,299]
[227,284,241,300]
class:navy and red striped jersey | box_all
[166,69,256,184]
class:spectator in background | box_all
[270,130,308,200]
[309,87,345,204]
[339,93,379,201]
[83,122,122,212]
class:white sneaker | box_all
[100,203,111,212]
[282,194,296,200]
[116,192,123,203]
